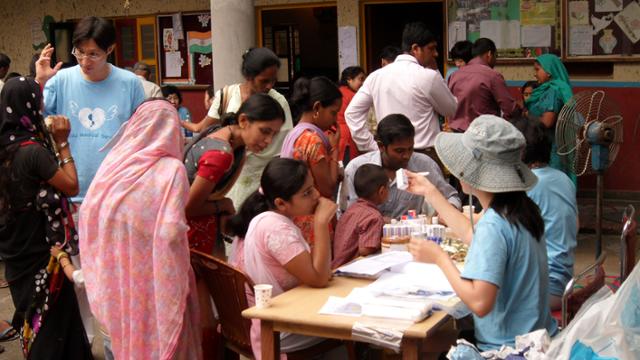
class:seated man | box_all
[344,114,460,219]
[513,117,578,311]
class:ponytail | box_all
[490,192,545,241]
[226,191,270,238]
[220,112,239,127]
[226,158,309,238]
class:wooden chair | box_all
[559,252,607,328]
[620,205,637,283]
[190,249,351,360]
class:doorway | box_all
[362,1,445,74]
[258,4,338,95]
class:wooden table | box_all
[242,276,459,360]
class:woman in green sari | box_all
[525,54,576,185]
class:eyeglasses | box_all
[71,47,106,61]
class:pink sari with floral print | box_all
[79,100,201,360]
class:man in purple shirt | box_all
[448,38,520,132]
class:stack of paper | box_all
[334,251,413,278]
[319,287,432,322]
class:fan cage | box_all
[556,90,623,176]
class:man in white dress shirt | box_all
[345,22,457,168]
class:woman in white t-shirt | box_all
[226,158,337,359]
[182,48,293,209]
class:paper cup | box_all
[254,284,273,309]
[462,205,476,215]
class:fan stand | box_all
[596,172,604,259]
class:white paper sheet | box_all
[614,2,640,44]
[570,25,594,55]
[319,287,432,322]
[165,51,183,77]
[479,20,521,49]
[318,296,364,317]
[338,26,358,72]
[521,25,552,47]
[595,0,623,13]
[448,21,467,53]
[172,13,184,40]
[335,251,413,278]
[569,1,590,26]
[369,264,455,295]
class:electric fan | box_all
[556,90,624,258]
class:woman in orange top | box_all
[281,76,342,246]
[337,66,365,164]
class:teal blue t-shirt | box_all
[528,167,577,296]
[461,208,558,351]
[177,105,193,138]
[526,87,564,119]
[44,65,145,202]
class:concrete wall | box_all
[0,0,209,74]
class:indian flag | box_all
[187,31,212,54]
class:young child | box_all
[445,40,473,83]
[162,85,193,139]
[332,164,388,268]
[227,158,337,357]
[521,80,539,117]
[521,80,538,103]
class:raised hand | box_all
[35,44,63,86]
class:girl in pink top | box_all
[227,158,337,359]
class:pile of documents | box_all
[323,252,459,322]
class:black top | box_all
[0,144,58,281]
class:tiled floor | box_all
[0,231,635,359]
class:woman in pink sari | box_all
[79,100,201,359]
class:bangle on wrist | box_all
[61,156,74,165]
[56,251,69,262]
[57,141,69,149]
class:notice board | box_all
[566,0,640,60]
[447,0,562,60]
[157,12,213,85]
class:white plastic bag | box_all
[545,261,640,359]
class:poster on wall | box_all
[520,0,556,25]
[163,29,178,51]
[614,1,640,43]
[338,26,358,72]
[158,12,213,85]
[447,0,561,59]
[595,0,623,12]
[566,0,640,58]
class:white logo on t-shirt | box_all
[70,101,118,130]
